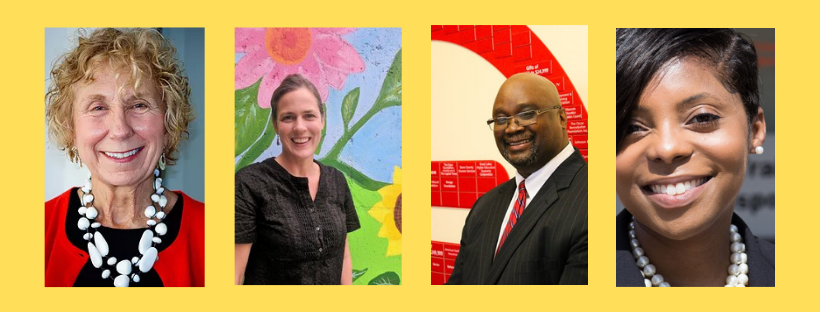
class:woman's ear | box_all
[750,107,767,153]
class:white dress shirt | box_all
[495,142,575,252]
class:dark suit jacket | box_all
[615,210,775,286]
[446,149,588,285]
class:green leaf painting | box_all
[367,272,400,285]
[341,87,360,131]
[352,268,368,283]
[235,80,273,157]
[374,49,402,109]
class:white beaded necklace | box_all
[77,166,169,287]
[629,218,749,287]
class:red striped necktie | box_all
[496,180,526,255]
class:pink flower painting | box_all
[235,28,366,108]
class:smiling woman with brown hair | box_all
[234,74,360,285]
[615,28,774,287]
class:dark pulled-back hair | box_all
[270,74,325,122]
[616,28,760,151]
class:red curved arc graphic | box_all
[431,25,589,162]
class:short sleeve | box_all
[235,169,258,244]
[340,173,361,233]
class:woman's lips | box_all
[101,147,143,163]
[291,137,311,147]
[642,176,714,209]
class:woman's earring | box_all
[276,136,280,146]
[159,152,167,170]
[753,146,764,155]
[70,147,81,165]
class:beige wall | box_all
[431,25,589,243]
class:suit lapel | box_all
[476,180,516,279]
[485,150,585,284]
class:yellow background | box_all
[3,0,815,310]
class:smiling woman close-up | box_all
[615,28,774,287]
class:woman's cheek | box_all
[615,147,644,207]
[132,114,166,139]
[697,128,748,173]
[75,118,107,147]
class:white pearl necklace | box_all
[77,168,169,287]
[629,218,749,287]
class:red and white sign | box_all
[431,241,460,285]
[431,160,510,209]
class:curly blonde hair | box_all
[46,28,194,165]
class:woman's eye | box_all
[691,113,720,123]
[88,104,108,113]
[281,115,294,121]
[304,114,316,120]
[626,123,645,134]
[689,113,721,128]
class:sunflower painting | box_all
[235,28,402,285]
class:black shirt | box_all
[235,158,361,284]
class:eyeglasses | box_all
[487,106,562,131]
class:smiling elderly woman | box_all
[615,28,774,287]
[45,28,204,287]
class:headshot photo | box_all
[615,28,775,287]
[234,28,402,285]
[44,28,205,287]
[431,25,588,285]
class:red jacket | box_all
[45,189,204,286]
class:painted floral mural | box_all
[235,28,402,285]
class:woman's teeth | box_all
[292,138,309,144]
[650,178,708,196]
[104,148,139,159]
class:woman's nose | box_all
[646,125,692,164]
[107,107,134,140]
[293,117,308,131]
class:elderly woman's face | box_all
[274,87,324,161]
[72,65,165,188]
[616,58,752,241]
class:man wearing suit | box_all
[446,73,588,285]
